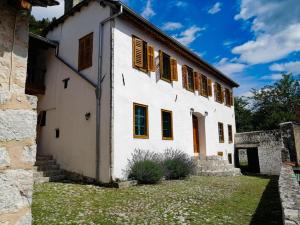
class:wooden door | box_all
[193,115,200,154]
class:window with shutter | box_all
[225,88,231,106]
[215,82,223,103]
[132,36,150,72]
[171,58,178,81]
[230,91,234,106]
[182,65,188,89]
[221,87,225,103]
[208,79,212,96]
[78,33,93,71]
[194,72,200,93]
[159,50,172,82]
[186,66,194,92]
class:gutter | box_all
[95,0,123,182]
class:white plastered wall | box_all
[38,1,113,182]
[112,18,237,179]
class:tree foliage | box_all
[235,74,300,132]
[29,15,55,35]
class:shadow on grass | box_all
[247,174,283,225]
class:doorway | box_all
[192,115,200,156]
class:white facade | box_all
[37,0,238,182]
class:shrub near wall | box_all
[163,149,196,180]
[127,149,163,184]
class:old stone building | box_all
[0,1,58,224]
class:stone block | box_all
[22,145,36,164]
[0,109,36,141]
[0,91,12,104]
[16,211,31,225]
[0,147,10,168]
[26,95,37,110]
[0,169,33,214]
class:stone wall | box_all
[0,1,37,224]
[235,130,284,175]
[279,165,300,225]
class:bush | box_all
[127,149,163,184]
[162,149,196,180]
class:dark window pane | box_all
[135,105,147,136]
[162,111,172,138]
[143,41,148,70]
[162,52,171,80]
[202,75,208,96]
[187,67,194,91]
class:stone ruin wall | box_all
[0,1,37,224]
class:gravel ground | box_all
[32,175,282,225]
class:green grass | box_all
[32,176,282,225]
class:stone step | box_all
[34,164,60,171]
[43,169,63,177]
[34,176,50,184]
[197,170,241,176]
[35,159,56,166]
[49,174,65,182]
[36,155,53,161]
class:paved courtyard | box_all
[32,175,282,225]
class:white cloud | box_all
[175,1,187,8]
[270,61,300,75]
[215,58,247,76]
[173,26,205,46]
[260,74,283,80]
[141,0,156,19]
[232,0,300,65]
[162,22,183,31]
[208,2,222,14]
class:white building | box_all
[29,0,239,183]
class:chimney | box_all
[64,0,83,14]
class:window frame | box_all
[218,122,224,143]
[161,109,173,140]
[228,124,233,143]
[78,32,93,71]
[133,103,149,139]
[160,51,172,83]
[186,66,195,92]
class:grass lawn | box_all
[32,175,282,225]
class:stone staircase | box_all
[196,156,241,176]
[34,155,65,184]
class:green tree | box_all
[250,74,300,130]
[234,96,254,132]
[29,15,55,35]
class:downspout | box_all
[96,1,123,181]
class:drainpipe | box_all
[96,0,123,182]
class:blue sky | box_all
[32,0,300,96]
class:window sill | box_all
[133,135,149,139]
[162,137,173,140]
[133,65,150,74]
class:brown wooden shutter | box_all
[147,45,155,72]
[230,91,234,106]
[182,65,188,89]
[208,79,212,96]
[214,83,218,101]
[199,73,203,95]
[171,58,178,81]
[221,87,225,103]
[194,72,199,92]
[133,37,143,68]
[159,50,164,78]
[78,33,93,71]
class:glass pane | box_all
[162,111,172,138]
[163,53,171,80]
[135,105,147,136]
[187,67,194,90]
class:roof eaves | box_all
[29,33,58,47]
[29,0,59,6]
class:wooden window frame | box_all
[159,50,172,83]
[161,109,173,140]
[133,103,149,139]
[218,122,224,143]
[78,32,93,71]
[228,124,233,143]
[186,66,195,92]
